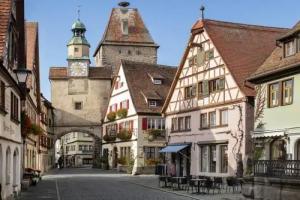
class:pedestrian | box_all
[167,161,176,177]
[58,156,63,169]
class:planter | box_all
[107,112,116,121]
[103,134,116,142]
[116,108,128,119]
[117,130,132,141]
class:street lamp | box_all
[13,68,31,85]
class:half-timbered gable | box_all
[161,19,287,177]
[102,60,176,174]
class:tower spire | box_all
[200,5,205,20]
[77,5,81,20]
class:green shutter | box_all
[203,80,209,96]
[218,78,225,90]
[197,48,205,66]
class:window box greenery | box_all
[30,124,43,135]
[146,129,164,141]
[103,134,116,142]
[145,158,160,166]
[107,111,116,121]
[21,111,32,137]
[117,108,128,119]
[117,129,132,141]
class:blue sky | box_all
[25,0,300,99]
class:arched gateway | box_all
[49,18,112,167]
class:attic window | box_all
[153,79,162,85]
[122,19,129,35]
[285,40,296,57]
[148,100,157,107]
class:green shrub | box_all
[107,112,116,121]
[103,134,116,142]
[30,124,43,135]
[117,108,128,119]
[117,129,132,141]
[126,151,135,174]
[117,157,127,165]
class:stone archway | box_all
[53,128,102,168]
[6,147,11,185]
[13,148,19,188]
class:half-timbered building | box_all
[248,21,300,161]
[162,19,287,177]
[102,60,176,174]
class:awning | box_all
[252,131,285,139]
[159,144,189,153]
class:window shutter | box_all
[203,80,209,96]
[126,100,129,109]
[130,120,133,130]
[142,118,147,130]
[218,78,225,90]
[197,48,205,66]
[192,85,197,97]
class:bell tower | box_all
[67,17,90,76]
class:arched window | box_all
[270,139,286,160]
[6,147,11,184]
[13,149,19,186]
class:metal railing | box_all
[254,160,300,178]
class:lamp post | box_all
[13,68,31,99]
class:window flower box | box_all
[117,129,132,141]
[117,108,128,119]
[107,111,116,121]
[103,134,116,142]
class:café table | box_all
[171,177,186,190]
[190,178,207,194]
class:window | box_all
[200,113,208,129]
[74,102,82,110]
[200,146,208,172]
[120,100,129,109]
[209,78,225,93]
[271,139,287,160]
[188,56,197,67]
[148,100,157,107]
[185,116,191,130]
[144,147,156,159]
[198,82,203,97]
[269,82,280,107]
[220,145,228,173]
[285,40,296,57]
[153,79,162,85]
[74,47,79,52]
[0,81,5,111]
[178,117,184,131]
[205,49,214,60]
[128,50,131,55]
[171,118,178,131]
[10,92,19,122]
[118,49,122,54]
[220,109,228,126]
[282,79,293,105]
[122,19,129,35]
[136,50,141,55]
[209,112,216,127]
[184,85,196,99]
[209,145,216,172]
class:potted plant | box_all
[107,111,116,121]
[117,108,128,119]
[103,134,116,142]
[147,129,162,141]
[117,129,132,141]
[30,124,43,135]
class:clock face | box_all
[69,62,88,76]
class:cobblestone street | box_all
[19,168,246,200]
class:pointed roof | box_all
[93,7,159,56]
[0,0,12,61]
[249,21,300,82]
[121,60,176,114]
[163,19,288,112]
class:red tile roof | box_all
[93,7,158,56]
[0,0,11,60]
[163,19,288,112]
[49,67,112,79]
[121,60,176,114]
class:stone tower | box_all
[93,2,159,74]
[49,18,112,164]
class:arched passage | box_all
[0,144,3,197]
[13,148,19,187]
[54,129,101,168]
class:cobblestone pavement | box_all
[19,168,246,200]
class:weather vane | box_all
[200,5,205,20]
[77,5,82,20]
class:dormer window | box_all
[122,19,128,35]
[153,79,162,85]
[148,100,157,107]
[284,40,296,57]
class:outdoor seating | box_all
[212,177,223,194]
[226,177,240,193]
[158,176,167,187]
[186,176,197,193]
